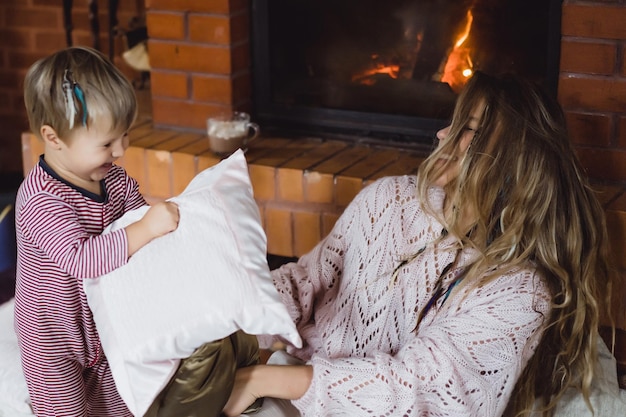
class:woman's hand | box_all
[222,364,313,417]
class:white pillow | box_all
[84,150,301,417]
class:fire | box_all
[351,54,400,85]
[351,9,474,91]
[440,10,474,93]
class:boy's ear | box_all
[40,125,63,150]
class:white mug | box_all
[207,112,260,157]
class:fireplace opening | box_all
[251,0,562,149]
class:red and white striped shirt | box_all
[14,156,146,416]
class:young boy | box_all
[15,46,179,416]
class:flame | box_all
[352,54,400,85]
[440,10,474,93]
[351,10,474,90]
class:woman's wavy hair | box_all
[24,46,137,141]
[417,71,615,416]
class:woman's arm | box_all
[222,364,313,417]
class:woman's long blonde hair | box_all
[417,71,615,416]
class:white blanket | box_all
[0,298,32,417]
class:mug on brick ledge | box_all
[207,112,260,157]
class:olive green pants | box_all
[144,330,261,417]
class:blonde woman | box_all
[224,72,615,417]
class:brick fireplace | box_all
[142,0,626,181]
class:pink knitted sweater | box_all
[269,175,551,416]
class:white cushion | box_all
[84,150,301,417]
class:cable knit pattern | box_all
[270,175,551,417]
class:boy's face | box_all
[44,118,129,192]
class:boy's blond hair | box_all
[24,46,137,141]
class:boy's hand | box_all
[141,201,180,237]
[125,201,179,257]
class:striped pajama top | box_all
[14,156,146,416]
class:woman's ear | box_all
[40,125,63,150]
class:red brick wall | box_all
[145,0,252,131]
[559,2,626,183]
